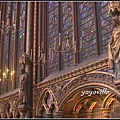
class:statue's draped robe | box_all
[108,25,120,79]
[108,25,120,68]
[19,72,28,104]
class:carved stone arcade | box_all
[34,58,120,118]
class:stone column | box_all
[18,104,28,118]
[101,108,110,118]
[20,112,26,118]
[0,112,4,118]
[87,110,93,118]
[46,113,52,118]
[25,2,34,118]
[32,1,39,118]
[37,2,42,82]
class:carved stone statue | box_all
[19,63,28,104]
[108,2,120,79]
[18,53,29,104]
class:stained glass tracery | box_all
[78,2,97,61]
[9,2,16,74]
[2,2,11,72]
[97,2,113,54]
[16,2,26,87]
[17,2,26,59]
[61,2,74,69]
[2,2,11,94]
[47,2,59,75]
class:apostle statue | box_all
[19,63,28,104]
[18,53,29,104]
[108,2,120,79]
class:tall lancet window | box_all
[8,2,16,91]
[2,3,11,94]
[2,2,11,74]
[78,2,96,61]
[97,2,112,54]
[47,2,74,75]
[47,2,59,75]
[61,2,74,69]
[16,2,27,87]
[9,2,16,70]
[17,2,26,58]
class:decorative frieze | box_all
[35,58,118,108]
[36,58,109,90]
[0,89,19,102]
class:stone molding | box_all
[36,58,109,90]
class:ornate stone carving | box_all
[19,53,30,65]
[18,53,29,105]
[34,58,118,106]
[87,110,93,118]
[108,2,120,79]
[0,106,4,118]
[111,107,120,118]
[36,90,57,118]
[36,58,108,90]
[35,58,119,117]
[101,108,110,118]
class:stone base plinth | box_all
[18,104,29,118]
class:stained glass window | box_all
[97,2,113,54]
[16,2,26,87]
[42,2,114,79]
[47,2,74,74]
[9,2,16,77]
[17,2,26,58]
[61,2,74,69]
[2,2,11,94]
[3,34,9,72]
[78,2,97,61]
[8,2,16,91]
[2,3,11,71]
[47,2,59,75]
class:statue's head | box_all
[108,2,120,16]
[108,2,120,26]
[19,53,30,65]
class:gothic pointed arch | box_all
[36,88,58,117]
[13,100,21,118]
[58,72,120,111]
